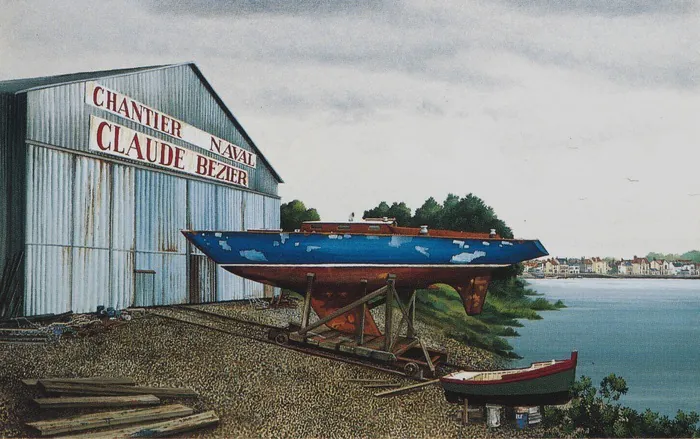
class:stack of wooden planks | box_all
[23,376,218,437]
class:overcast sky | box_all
[1,0,699,258]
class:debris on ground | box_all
[18,376,217,438]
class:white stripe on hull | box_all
[220,263,510,268]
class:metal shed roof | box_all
[0,62,283,183]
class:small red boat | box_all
[440,351,578,406]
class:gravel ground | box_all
[0,302,550,438]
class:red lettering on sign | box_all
[160,142,174,166]
[96,121,112,150]
[171,120,182,138]
[173,147,185,170]
[106,91,117,112]
[117,98,130,118]
[125,134,143,159]
[92,86,104,107]
[145,138,159,163]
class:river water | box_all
[508,278,700,416]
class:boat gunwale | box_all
[181,230,532,244]
[440,351,578,386]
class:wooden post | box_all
[408,290,416,338]
[462,398,469,425]
[356,280,368,345]
[300,273,315,330]
[384,275,395,351]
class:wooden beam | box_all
[462,398,469,425]
[345,378,393,383]
[364,383,401,389]
[33,395,160,409]
[38,382,198,398]
[26,404,193,436]
[407,290,416,338]
[373,379,440,397]
[418,337,436,374]
[392,288,417,337]
[66,411,219,439]
[297,286,388,336]
[356,280,368,346]
[23,377,136,387]
[384,275,395,351]
[300,273,315,330]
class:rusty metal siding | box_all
[242,192,265,297]
[111,251,134,310]
[264,196,281,230]
[71,248,110,313]
[24,64,279,196]
[111,165,135,251]
[189,254,217,303]
[134,270,155,307]
[187,180,217,301]
[25,245,72,315]
[25,145,74,246]
[135,169,187,254]
[215,186,245,301]
[73,157,111,249]
[187,180,217,255]
[161,253,187,305]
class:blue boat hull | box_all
[183,231,548,267]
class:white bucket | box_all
[486,404,501,428]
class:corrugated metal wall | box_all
[25,65,279,196]
[17,65,282,315]
[0,94,27,317]
[215,186,245,301]
[0,94,9,276]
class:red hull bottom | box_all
[222,265,493,337]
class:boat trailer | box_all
[268,274,448,378]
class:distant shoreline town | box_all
[523,256,700,279]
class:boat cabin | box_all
[298,218,501,240]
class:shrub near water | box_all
[543,374,700,438]
[415,278,564,359]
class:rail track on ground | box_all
[149,305,432,380]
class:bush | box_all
[543,374,700,437]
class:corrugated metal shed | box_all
[0,63,282,316]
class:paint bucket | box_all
[486,404,501,428]
[515,407,529,429]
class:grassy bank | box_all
[415,278,565,359]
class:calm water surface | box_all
[508,279,700,416]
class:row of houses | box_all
[523,257,700,277]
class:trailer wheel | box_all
[403,362,421,377]
[275,332,289,345]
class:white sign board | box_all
[88,115,249,188]
[85,82,257,169]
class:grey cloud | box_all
[253,86,399,121]
[504,41,698,89]
[146,0,392,16]
[500,0,697,17]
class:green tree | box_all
[411,197,443,228]
[280,200,320,232]
[363,201,412,226]
[363,201,390,219]
[544,374,700,438]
